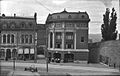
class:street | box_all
[1,61,120,76]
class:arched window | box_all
[7,34,10,43]
[29,35,32,43]
[21,22,25,29]
[21,35,24,43]
[57,15,60,19]
[11,34,14,43]
[11,23,15,29]
[3,34,6,43]
[81,15,85,18]
[68,15,72,19]
[25,35,29,43]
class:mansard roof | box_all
[46,9,90,23]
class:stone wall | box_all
[88,40,120,68]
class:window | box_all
[50,32,53,48]
[25,35,29,43]
[82,15,85,18]
[21,22,25,28]
[55,43,61,48]
[81,37,84,42]
[21,35,24,43]
[55,23,62,28]
[29,35,32,43]
[29,23,33,28]
[57,15,60,19]
[66,44,73,49]
[66,32,73,40]
[10,22,15,29]
[7,34,10,43]
[3,34,6,43]
[68,15,72,19]
[11,34,14,43]
[56,32,62,39]
[0,49,5,58]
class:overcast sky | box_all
[0,0,119,34]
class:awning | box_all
[24,48,29,54]
[18,49,23,54]
[30,49,34,54]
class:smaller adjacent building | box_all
[37,24,46,56]
[0,13,37,60]
[46,9,90,62]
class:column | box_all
[74,31,76,50]
[48,32,50,49]
[62,32,65,49]
[52,32,55,49]
[1,34,3,44]
[6,34,7,44]
[11,49,12,59]
[4,49,6,60]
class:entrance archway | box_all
[53,53,61,59]
[53,53,61,63]
[64,53,74,63]
[6,49,11,60]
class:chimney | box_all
[34,12,37,22]
[14,13,16,17]
[2,14,5,17]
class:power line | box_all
[35,0,53,13]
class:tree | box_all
[101,8,118,41]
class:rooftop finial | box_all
[64,8,66,11]
[61,8,67,13]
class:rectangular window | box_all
[55,23,62,28]
[66,32,73,40]
[66,44,73,49]
[29,35,32,43]
[81,37,84,42]
[55,43,61,48]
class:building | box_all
[46,9,90,62]
[0,13,37,60]
[36,24,46,58]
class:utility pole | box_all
[34,13,37,63]
[0,30,1,76]
[46,27,48,72]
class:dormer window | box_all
[21,22,25,28]
[68,15,72,19]
[57,15,60,19]
[29,22,33,28]
[82,15,85,18]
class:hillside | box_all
[89,34,102,42]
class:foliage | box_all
[101,8,117,41]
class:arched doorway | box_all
[6,49,11,60]
[53,53,61,63]
[64,53,74,63]
[12,49,17,59]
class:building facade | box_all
[0,14,37,60]
[46,10,90,62]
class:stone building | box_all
[46,9,90,62]
[0,14,37,60]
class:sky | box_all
[0,0,120,34]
